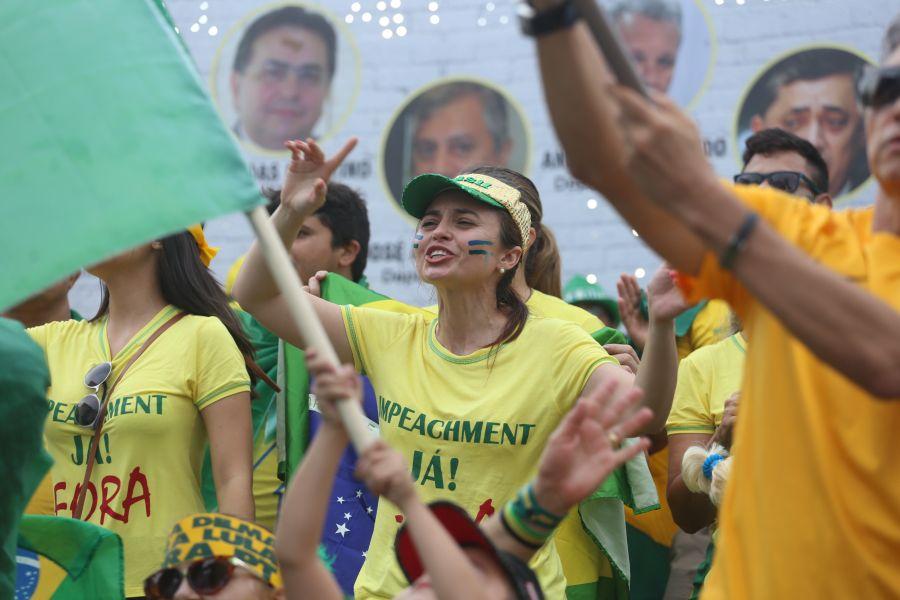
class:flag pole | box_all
[245,205,374,452]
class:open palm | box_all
[533,382,652,516]
[647,264,691,322]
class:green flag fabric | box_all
[17,516,124,599]
[0,0,262,311]
[0,318,52,599]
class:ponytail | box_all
[681,443,732,507]
[525,224,562,298]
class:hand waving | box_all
[646,264,692,322]
[617,273,648,352]
[281,137,358,218]
[533,381,652,516]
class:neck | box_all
[435,283,509,354]
[873,186,900,234]
[103,265,168,330]
[510,269,533,302]
[5,298,71,328]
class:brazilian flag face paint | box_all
[468,240,493,256]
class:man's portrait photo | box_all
[211,3,359,154]
[606,0,714,106]
[736,46,872,199]
[381,79,530,210]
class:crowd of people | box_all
[4,3,900,600]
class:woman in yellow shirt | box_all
[234,139,657,598]
[28,227,255,597]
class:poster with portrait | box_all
[601,0,715,107]
[735,46,873,202]
[380,77,531,219]
[209,1,361,182]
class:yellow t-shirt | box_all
[677,185,900,599]
[666,333,746,436]
[28,305,251,596]
[676,299,733,360]
[343,307,618,599]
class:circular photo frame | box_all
[734,45,874,202]
[601,0,716,107]
[380,77,532,221]
[209,1,361,157]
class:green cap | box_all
[563,275,620,327]
[401,173,532,245]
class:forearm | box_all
[667,475,717,533]
[233,206,308,310]
[689,185,900,398]
[276,425,348,566]
[216,475,254,522]
[532,15,705,273]
[399,499,493,600]
[635,317,678,432]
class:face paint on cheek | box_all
[413,233,424,249]
[468,240,494,261]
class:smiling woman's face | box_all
[413,191,512,288]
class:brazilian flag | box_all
[16,516,124,599]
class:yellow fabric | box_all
[252,437,280,532]
[162,513,281,587]
[225,255,246,295]
[676,299,733,360]
[666,333,746,435]
[187,224,219,267]
[677,184,900,599]
[342,307,618,599]
[27,305,251,596]
[520,289,615,587]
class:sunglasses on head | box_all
[144,556,266,599]
[858,65,900,109]
[74,362,112,428]
[733,171,821,197]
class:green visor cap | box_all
[401,173,532,246]
[563,275,620,326]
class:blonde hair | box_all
[681,443,732,507]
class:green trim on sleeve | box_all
[666,425,717,434]
[341,305,367,375]
[196,380,250,410]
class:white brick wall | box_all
[69,0,893,315]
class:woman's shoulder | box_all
[27,316,98,346]
[522,313,596,342]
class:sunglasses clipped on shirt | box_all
[144,556,269,599]
[74,362,113,428]
[733,171,821,197]
[858,65,900,109]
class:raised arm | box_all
[233,138,357,364]
[613,88,900,398]
[275,349,354,600]
[483,380,652,561]
[530,0,705,273]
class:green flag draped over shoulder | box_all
[16,516,124,599]
[0,0,262,310]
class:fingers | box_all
[610,436,652,466]
[323,137,359,177]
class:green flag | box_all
[0,0,262,311]
[17,516,124,599]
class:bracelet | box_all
[500,483,566,548]
[519,0,579,38]
[719,212,759,270]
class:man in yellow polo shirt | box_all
[531,9,900,597]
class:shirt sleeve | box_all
[666,351,715,435]
[25,322,50,352]
[194,317,251,410]
[676,183,846,317]
[341,305,419,376]
[689,299,734,351]
[553,321,621,413]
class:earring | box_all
[499,267,506,275]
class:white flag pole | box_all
[245,205,374,452]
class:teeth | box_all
[429,250,447,258]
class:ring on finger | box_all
[607,429,622,448]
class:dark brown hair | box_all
[92,232,270,391]
[468,166,562,297]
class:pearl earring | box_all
[499,267,506,275]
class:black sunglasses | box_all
[144,556,264,599]
[733,171,821,196]
[858,65,900,109]
[74,362,112,428]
